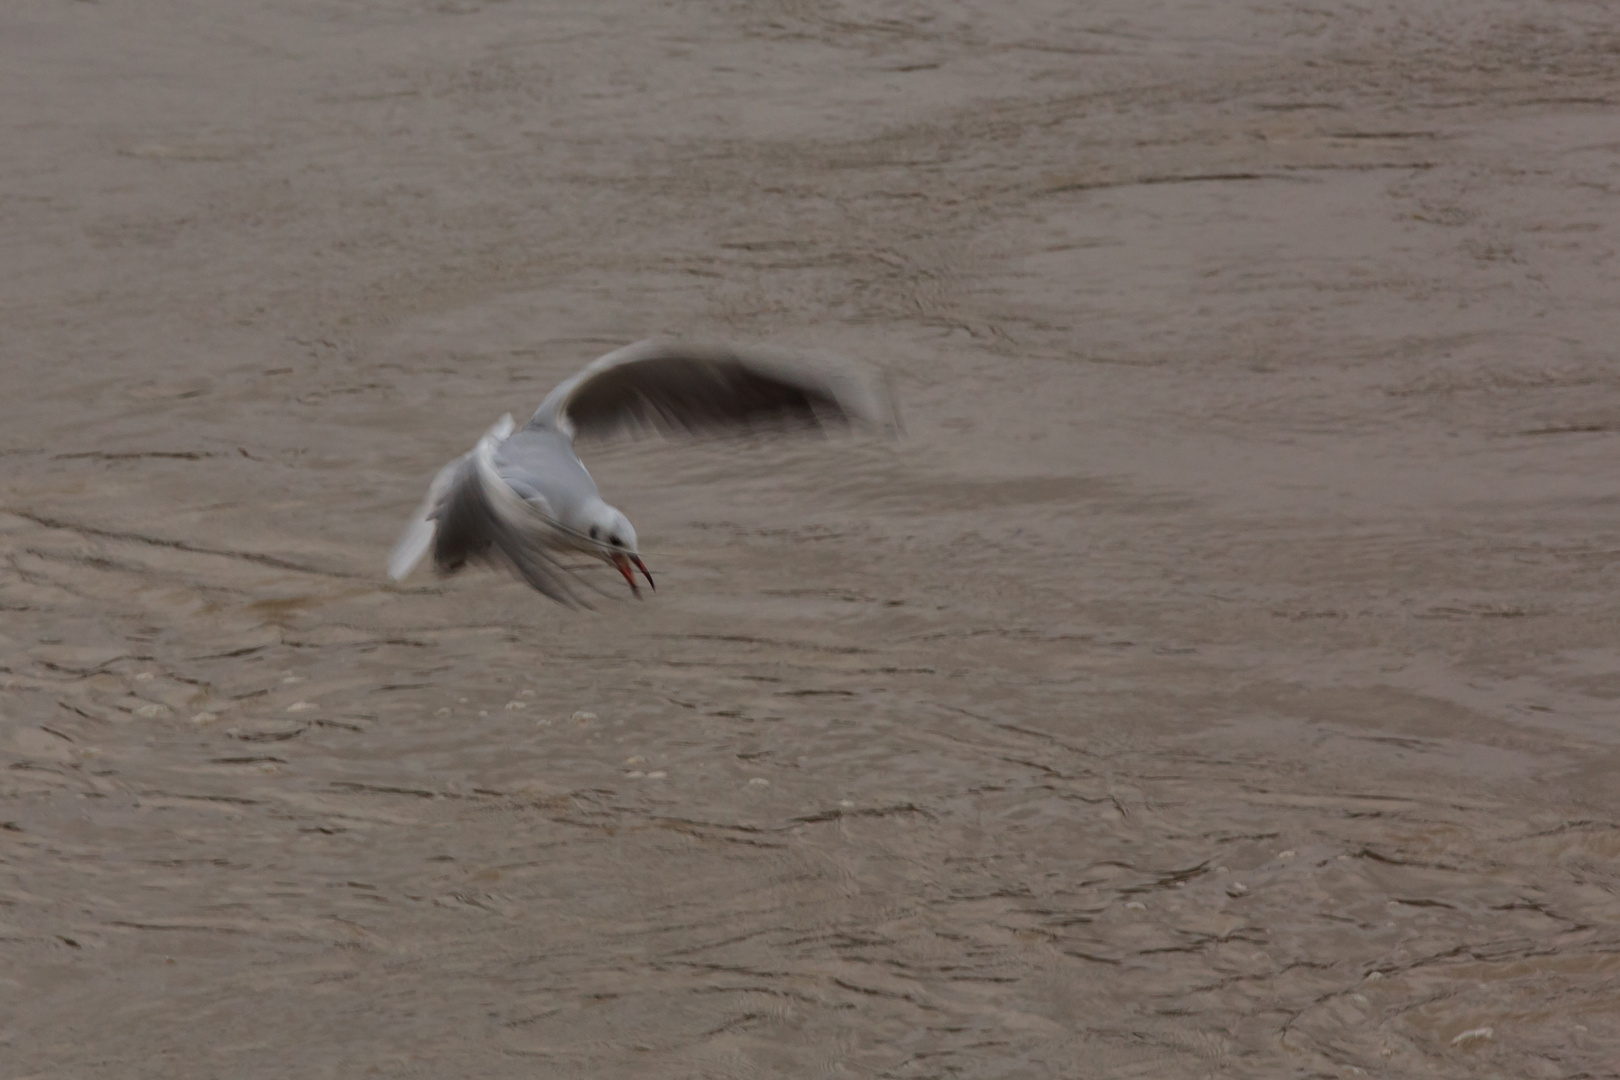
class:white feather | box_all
[471,418,554,528]
[387,516,436,581]
[387,414,516,581]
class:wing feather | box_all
[527,339,896,441]
[389,415,516,582]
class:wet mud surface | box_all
[4,1,1620,1075]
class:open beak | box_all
[611,553,655,594]
[632,555,654,590]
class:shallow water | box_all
[4,1,1620,1075]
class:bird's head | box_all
[581,502,654,594]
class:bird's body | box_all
[389,338,894,605]
[494,426,598,524]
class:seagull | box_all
[387,338,896,606]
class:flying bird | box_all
[388,338,896,606]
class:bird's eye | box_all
[589,526,599,539]
[609,534,621,547]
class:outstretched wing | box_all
[526,338,897,441]
[388,415,589,607]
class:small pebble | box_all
[1124,901,1146,911]
[478,710,489,718]
[839,799,855,808]
[1277,849,1296,860]
[281,675,304,684]
[504,700,527,711]
[191,712,218,726]
[1365,971,1384,982]
[647,770,666,779]
[1227,882,1249,896]
[458,697,469,704]
[1214,866,1229,874]
[134,703,169,718]
[435,707,451,717]
[135,672,155,682]
[286,701,317,713]
[520,689,536,698]
[624,757,646,766]
[572,711,597,724]
[1450,1026,1492,1047]
[748,777,770,787]
[626,770,645,779]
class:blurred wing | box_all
[388,457,461,581]
[389,414,514,582]
[527,339,897,441]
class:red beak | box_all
[611,553,655,594]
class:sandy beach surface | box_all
[4,1,1620,1075]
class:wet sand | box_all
[5,1,1620,1075]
